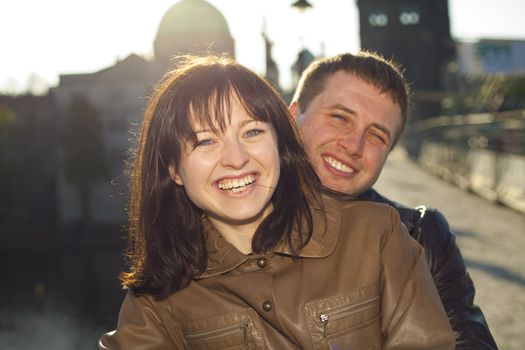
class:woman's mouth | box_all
[217,174,256,193]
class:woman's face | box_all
[170,96,280,229]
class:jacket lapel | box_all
[196,194,342,280]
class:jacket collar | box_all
[196,194,342,280]
[197,219,250,279]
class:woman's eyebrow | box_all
[194,128,214,134]
[240,119,260,127]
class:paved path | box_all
[374,147,525,350]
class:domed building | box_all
[154,0,235,67]
[52,0,236,227]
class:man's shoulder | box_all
[357,188,406,209]
[359,189,454,241]
[417,206,451,231]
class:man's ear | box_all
[289,101,300,121]
[168,164,183,186]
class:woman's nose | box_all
[221,139,249,169]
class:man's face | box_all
[292,71,402,197]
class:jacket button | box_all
[262,301,272,312]
[256,258,267,268]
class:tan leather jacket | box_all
[100,196,454,349]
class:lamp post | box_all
[290,0,314,88]
[291,0,313,12]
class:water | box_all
[0,240,125,349]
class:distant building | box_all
[52,54,162,226]
[53,0,236,227]
[444,39,525,114]
[154,0,235,69]
[0,94,58,235]
[456,39,525,77]
[357,0,455,120]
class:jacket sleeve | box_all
[380,207,455,350]
[411,209,498,349]
[98,291,187,350]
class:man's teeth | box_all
[218,175,256,191]
[323,156,353,174]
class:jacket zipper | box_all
[185,320,249,348]
[240,320,249,348]
[318,296,380,338]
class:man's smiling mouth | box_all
[323,156,354,174]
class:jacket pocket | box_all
[304,284,381,350]
[176,308,265,350]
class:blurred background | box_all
[0,0,524,348]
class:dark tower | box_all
[262,22,280,91]
[357,0,455,120]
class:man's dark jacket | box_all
[355,188,497,349]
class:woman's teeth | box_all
[218,175,256,192]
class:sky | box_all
[1,0,524,94]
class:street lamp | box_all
[291,0,313,12]
[290,0,314,88]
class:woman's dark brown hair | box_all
[121,55,321,300]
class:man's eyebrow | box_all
[327,103,357,115]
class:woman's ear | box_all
[168,164,183,186]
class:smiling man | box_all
[290,51,497,349]
[292,69,402,197]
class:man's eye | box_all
[370,133,386,144]
[330,114,346,122]
[244,129,264,138]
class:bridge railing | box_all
[403,109,525,213]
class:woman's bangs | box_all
[229,79,271,125]
[195,89,234,133]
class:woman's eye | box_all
[195,138,215,147]
[244,129,264,138]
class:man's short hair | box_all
[292,51,411,146]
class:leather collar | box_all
[196,194,342,279]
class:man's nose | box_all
[221,139,249,169]
[338,131,364,156]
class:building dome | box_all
[154,0,235,67]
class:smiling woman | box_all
[98,55,454,349]
[168,97,281,253]
[118,54,317,295]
